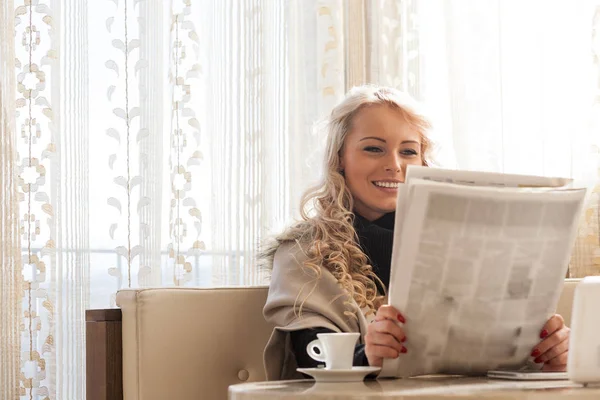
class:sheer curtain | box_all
[367,0,600,275]
[417,0,598,176]
[1,0,349,397]
[1,1,22,399]
[1,0,599,399]
[408,0,600,275]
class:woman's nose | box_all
[384,155,403,173]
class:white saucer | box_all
[297,366,381,382]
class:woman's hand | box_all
[530,314,570,372]
[364,305,407,367]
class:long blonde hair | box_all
[260,85,433,316]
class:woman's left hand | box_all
[530,314,570,371]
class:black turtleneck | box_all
[353,211,395,292]
[290,212,395,370]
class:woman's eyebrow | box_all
[359,136,386,143]
[359,136,419,145]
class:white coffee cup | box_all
[306,332,360,370]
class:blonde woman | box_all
[261,85,570,380]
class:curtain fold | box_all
[287,0,346,217]
[53,0,90,397]
[203,0,285,285]
[1,1,22,399]
[138,0,164,288]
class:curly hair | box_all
[259,85,433,317]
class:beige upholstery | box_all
[116,287,274,400]
[115,279,580,400]
[556,279,579,327]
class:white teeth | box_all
[374,181,399,188]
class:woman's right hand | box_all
[364,305,407,367]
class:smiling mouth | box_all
[373,181,401,189]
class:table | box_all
[229,376,600,399]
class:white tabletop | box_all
[229,376,600,399]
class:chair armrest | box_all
[86,309,123,400]
[116,286,272,400]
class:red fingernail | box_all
[397,313,406,323]
[540,330,548,339]
[531,349,540,358]
[534,356,543,364]
[401,336,407,343]
[400,346,408,354]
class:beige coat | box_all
[262,242,371,380]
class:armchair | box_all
[85,279,580,400]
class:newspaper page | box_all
[391,167,574,256]
[402,166,573,188]
[380,167,586,378]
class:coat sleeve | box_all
[262,242,368,380]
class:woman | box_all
[261,85,570,380]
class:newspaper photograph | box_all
[380,167,587,378]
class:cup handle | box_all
[306,339,327,363]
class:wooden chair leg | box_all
[86,309,123,400]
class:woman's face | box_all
[340,105,424,221]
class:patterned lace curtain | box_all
[0,0,348,398]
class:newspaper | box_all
[380,166,587,378]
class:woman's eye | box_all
[364,146,383,153]
[401,149,418,156]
